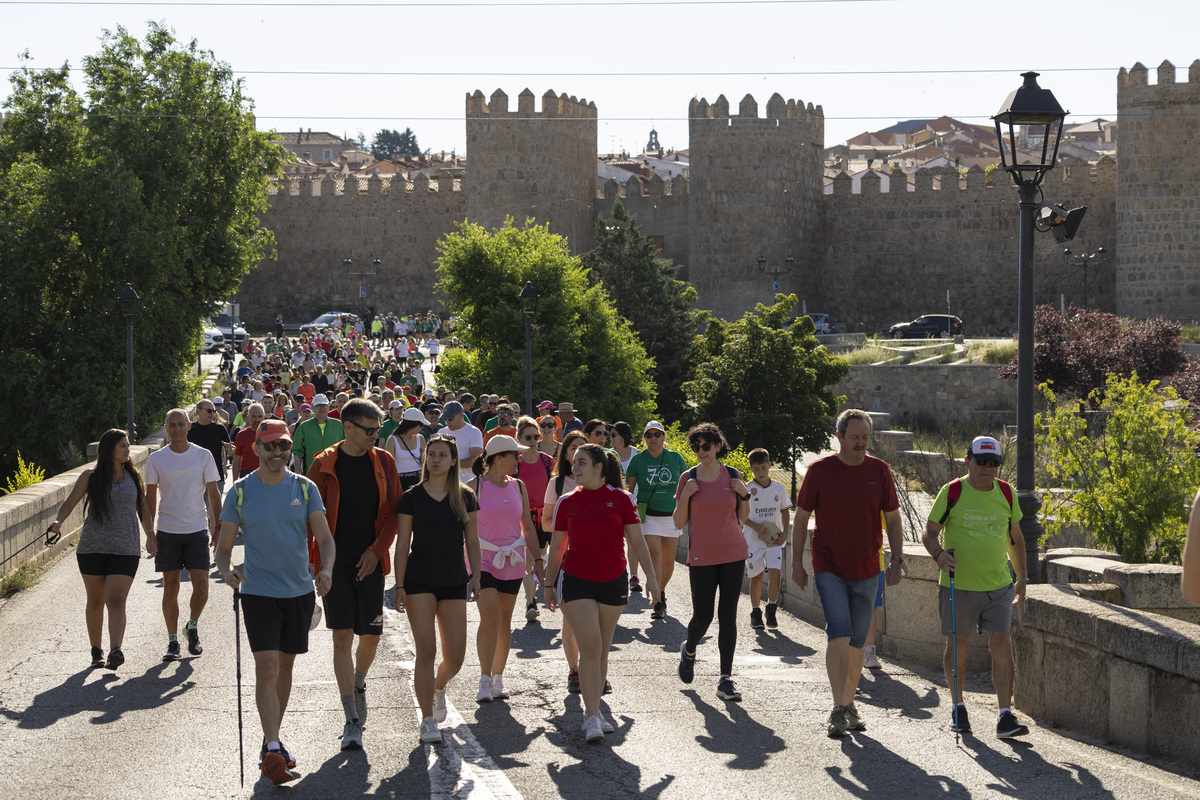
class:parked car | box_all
[784,313,838,334]
[209,314,247,348]
[201,324,225,353]
[299,311,359,333]
[888,314,964,339]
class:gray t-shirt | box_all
[77,476,142,556]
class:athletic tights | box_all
[685,560,745,677]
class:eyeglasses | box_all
[345,419,382,437]
[258,440,293,452]
[520,434,539,442]
[643,431,664,439]
[199,407,216,413]
[692,442,715,453]
[973,456,1002,467]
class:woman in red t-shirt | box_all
[545,444,659,743]
[673,423,750,703]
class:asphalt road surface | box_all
[2,533,1198,799]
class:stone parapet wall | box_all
[1044,552,1197,625]
[833,363,1016,427]
[595,175,690,279]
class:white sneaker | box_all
[476,674,493,703]
[433,687,448,723]
[491,674,509,699]
[599,711,615,734]
[582,714,604,743]
[420,716,442,743]
[863,644,882,670]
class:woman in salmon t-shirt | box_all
[545,443,659,743]
[673,422,750,703]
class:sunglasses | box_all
[258,440,293,452]
[643,431,664,439]
[974,456,1002,467]
[692,442,715,453]
[199,407,216,413]
[346,419,382,437]
[520,434,539,442]
[540,422,555,428]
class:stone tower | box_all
[1115,60,1200,319]
[465,88,598,255]
[687,93,824,320]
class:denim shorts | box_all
[813,570,879,648]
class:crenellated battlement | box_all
[689,92,824,145]
[465,88,597,119]
[266,172,463,199]
[1117,60,1200,105]
[823,157,1116,202]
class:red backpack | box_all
[937,478,1013,525]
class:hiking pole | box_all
[950,546,960,748]
[234,589,245,787]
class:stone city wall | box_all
[833,364,1016,427]
[595,174,691,279]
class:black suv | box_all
[887,314,964,339]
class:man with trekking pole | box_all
[922,435,1030,740]
[215,420,336,785]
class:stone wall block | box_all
[1108,657,1151,751]
[1102,561,1187,609]
[1148,672,1200,765]
[1040,632,1110,735]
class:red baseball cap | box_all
[256,419,292,444]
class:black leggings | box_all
[685,559,745,677]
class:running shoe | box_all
[845,702,867,731]
[340,720,364,751]
[603,679,612,695]
[951,705,971,734]
[582,714,605,743]
[716,677,742,701]
[420,716,442,743]
[433,687,448,723]
[476,674,493,703]
[599,711,615,734]
[260,740,296,769]
[90,647,105,668]
[355,685,367,726]
[996,710,1029,738]
[750,607,765,630]
[678,642,696,684]
[863,644,881,670]
[567,670,580,694]
[651,600,666,620]
[827,705,849,737]
[765,602,778,629]
[629,575,642,592]
[163,640,181,661]
[105,648,124,670]
[185,624,202,656]
[491,674,510,699]
[526,602,539,622]
[260,749,295,785]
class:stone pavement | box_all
[1,526,1198,800]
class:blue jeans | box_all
[813,571,879,648]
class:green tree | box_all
[371,127,420,159]
[1038,375,1200,563]
[434,218,656,427]
[0,24,285,475]
[684,295,848,465]
[581,199,707,421]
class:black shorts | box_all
[77,552,140,578]
[399,472,421,493]
[240,592,315,654]
[530,508,551,548]
[404,579,469,602]
[479,571,524,595]
[557,570,629,607]
[154,530,211,572]
[322,563,385,636]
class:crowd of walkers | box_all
[53,317,1032,784]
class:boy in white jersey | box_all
[742,448,792,630]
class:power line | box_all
[11,112,1124,121]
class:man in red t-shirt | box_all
[794,408,905,738]
[231,402,265,477]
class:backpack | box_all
[234,473,309,526]
[937,478,1013,526]
[686,464,744,516]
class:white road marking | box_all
[385,607,523,800]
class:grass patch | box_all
[842,346,899,365]
[1180,322,1200,344]
[2,561,41,596]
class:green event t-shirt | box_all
[625,448,689,513]
[928,480,1019,592]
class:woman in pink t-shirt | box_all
[673,422,750,703]
[467,435,541,703]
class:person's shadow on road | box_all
[856,668,939,721]
[967,737,1117,799]
[1,660,195,729]
[543,700,675,800]
[751,627,816,664]
[828,732,973,798]
[468,700,546,770]
[683,688,786,770]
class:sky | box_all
[2,0,1198,157]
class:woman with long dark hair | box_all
[50,428,151,669]
[543,430,586,692]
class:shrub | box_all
[4,452,45,494]
[664,421,752,479]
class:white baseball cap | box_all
[643,420,665,435]
[968,436,1003,461]
[312,393,330,406]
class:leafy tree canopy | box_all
[434,218,655,428]
[371,127,420,159]
[581,199,707,421]
[0,24,286,475]
[684,295,848,464]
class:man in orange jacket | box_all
[307,398,402,752]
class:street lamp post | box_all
[344,257,379,320]
[118,283,139,442]
[519,282,539,415]
[993,71,1068,584]
[1062,246,1106,309]
[756,255,794,297]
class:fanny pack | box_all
[645,507,674,517]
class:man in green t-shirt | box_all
[624,420,689,620]
[922,435,1029,740]
[292,394,346,473]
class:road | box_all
[2,528,1198,800]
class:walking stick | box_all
[234,589,245,787]
[950,546,960,748]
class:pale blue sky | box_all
[3,0,1197,155]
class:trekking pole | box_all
[234,589,245,787]
[950,546,960,748]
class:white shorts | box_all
[746,534,783,578]
[641,514,681,539]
